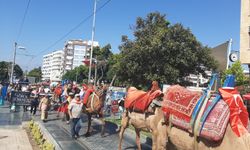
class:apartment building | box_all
[41,53,53,81]
[42,39,99,81]
[240,0,250,64]
[42,50,64,81]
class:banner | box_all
[11,91,31,106]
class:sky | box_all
[0,0,241,71]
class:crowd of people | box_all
[0,81,112,139]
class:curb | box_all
[35,121,62,150]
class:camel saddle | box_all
[162,74,230,141]
[124,87,162,112]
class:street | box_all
[0,102,152,150]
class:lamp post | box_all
[88,0,97,83]
[10,42,25,83]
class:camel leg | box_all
[151,130,158,150]
[157,121,168,150]
[99,113,105,137]
[135,128,142,150]
[118,112,129,150]
[85,113,91,137]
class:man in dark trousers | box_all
[30,94,39,115]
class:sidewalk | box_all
[0,103,32,150]
[0,128,32,150]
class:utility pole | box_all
[88,0,97,83]
[10,42,17,84]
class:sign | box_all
[11,91,31,106]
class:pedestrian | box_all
[64,92,74,124]
[39,94,51,122]
[105,90,112,115]
[30,94,39,116]
[68,94,83,139]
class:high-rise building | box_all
[41,53,53,81]
[42,50,64,81]
[63,39,99,73]
[240,0,250,64]
[41,39,99,81]
[50,50,64,81]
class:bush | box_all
[29,120,55,150]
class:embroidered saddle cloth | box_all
[162,85,230,141]
[124,87,162,112]
[162,85,202,122]
[169,99,230,141]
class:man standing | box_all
[68,94,83,139]
[39,94,51,122]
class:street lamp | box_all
[10,42,26,83]
[88,0,97,83]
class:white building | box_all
[41,53,53,81]
[50,50,64,81]
[42,39,99,81]
[42,50,64,81]
[63,39,99,73]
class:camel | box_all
[118,97,168,150]
[166,124,250,150]
[83,85,107,137]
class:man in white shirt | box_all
[68,94,83,139]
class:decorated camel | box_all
[119,75,250,150]
[82,84,108,137]
[163,75,250,150]
[118,81,168,150]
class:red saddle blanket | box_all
[125,87,162,112]
[169,99,230,141]
[162,85,202,122]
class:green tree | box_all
[0,61,10,82]
[222,61,248,86]
[116,12,217,86]
[62,65,88,83]
[14,64,23,79]
[0,61,23,82]
[28,67,42,82]
[92,44,113,83]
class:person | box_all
[64,92,74,124]
[30,94,39,115]
[39,94,51,122]
[105,90,112,115]
[79,84,87,100]
[68,94,83,139]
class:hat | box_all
[69,92,74,96]
[75,94,80,97]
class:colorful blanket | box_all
[170,99,230,141]
[124,87,162,112]
[162,85,202,122]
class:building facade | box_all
[63,39,99,73]
[42,50,64,81]
[240,0,250,64]
[42,39,99,81]
[42,53,53,81]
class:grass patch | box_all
[28,120,55,150]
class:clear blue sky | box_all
[0,0,240,71]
